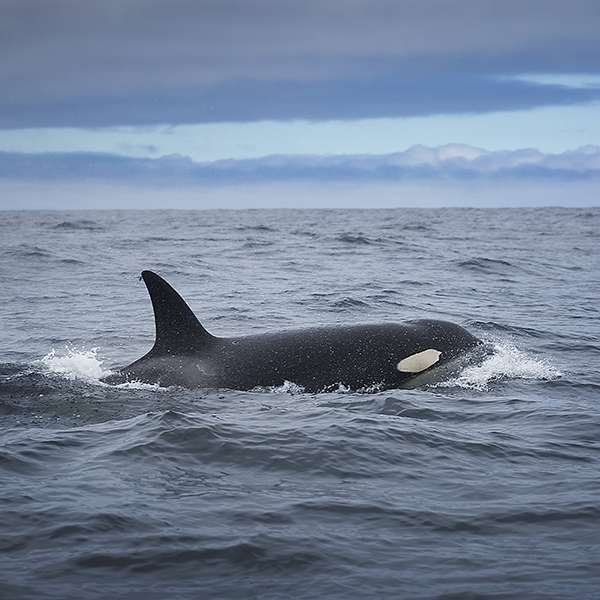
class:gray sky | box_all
[1,0,600,208]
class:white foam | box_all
[39,348,167,391]
[251,380,307,394]
[39,347,109,383]
[436,342,562,391]
[114,380,165,391]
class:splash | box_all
[39,348,165,390]
[39,347,108,383]
[114,380,164,391]
[251,380,307,394]
[437,342,562,391]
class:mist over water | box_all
[1,208,599,599]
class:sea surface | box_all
[1,208,599,600]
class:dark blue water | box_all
[1,208,599,599]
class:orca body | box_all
[104,271,482,392]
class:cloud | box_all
[1,0,600,127]
[2,145,599,187]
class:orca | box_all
[103,271,482,392]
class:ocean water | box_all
[1,207,599,600]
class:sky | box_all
[1,0,600,209]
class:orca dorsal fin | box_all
[141,270,214,356]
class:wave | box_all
[456,257,518,276]
[52,220,104,231]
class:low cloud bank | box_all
[1,145,599,186]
